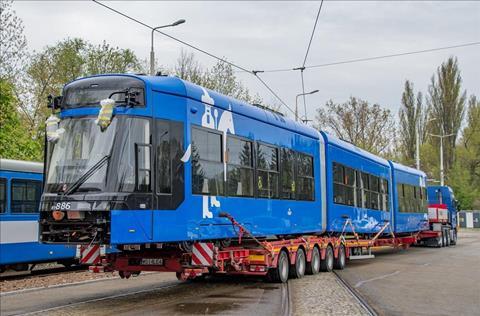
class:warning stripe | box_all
[192,243,214,266]
[80,245,100,264]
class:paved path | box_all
[336,230,480,316]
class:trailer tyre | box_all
[445,229,450,247]
[320,245,334,272]
[268,250,289,283]
[306,246,320,275]
[290,248,306,279]
[334,245,346,270]
[451,229,457,245]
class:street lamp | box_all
[295,89,319,122]
[428,132,455,186]
[150,19,186,75]
[415,118,436,170]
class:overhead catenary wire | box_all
[299,0,324,122]
[260,41,480,73]
[92,0,296,117]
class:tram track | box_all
[333,271,378,316]
[0,265,87,281]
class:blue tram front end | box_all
[39,74,325,246]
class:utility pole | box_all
[416,118,436,170]
[150,19,186,75]
[429,132,455,186]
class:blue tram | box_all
[0,159,76,271]
[39,74,428,247]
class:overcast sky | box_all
[13,1,480,121]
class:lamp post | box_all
[150,19,186,75]
[415,118,436,170]
[295,89,319,122]
[428,132,455,186]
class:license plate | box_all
[140,258,164,265]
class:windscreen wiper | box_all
[62,155,110,196]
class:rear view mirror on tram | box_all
[47,94,63,110]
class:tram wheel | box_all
[334,245,346,270]
[306,246,320,275]
[320,245,334,272]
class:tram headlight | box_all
[52,210,65,221]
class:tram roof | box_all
[0,159,43,174]
[65,74,319,139]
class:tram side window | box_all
[156,121,171,194]
[280,148,295,199]
[11,179,42,213]
[361,172,370,209]
[380,178,389,211]
[397,183,404,212]
[192,127,224,195]
[297,153,314,201]
[0,178,6,213]
[227,136,253,197]
[256,143,279,198]
[332,163,355,206]
[368,174,380,210]
[355,172,364,208]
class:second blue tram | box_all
[38,74,428,247]
[0,159,76,272]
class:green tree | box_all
[427,57,467,176]
[399,80,428,165]
[0,0,28,81]
[449,95,480,209]
[0,79,41,160]
[315,97,396,155]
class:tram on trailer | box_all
[39,74,439,282]
[0,159,76,272]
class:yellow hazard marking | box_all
[248,254,265,262]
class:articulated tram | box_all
[38,74,434,281]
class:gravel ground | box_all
[0,268,118,293]
[291,273,369,316]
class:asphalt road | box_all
[0,273,289,316]
[337,230,480,316]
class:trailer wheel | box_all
[268,250,289,283]
[290,248,306,279]
[320,245,334,272]
[334,245,346,270]
[450,229,457,245]
[306,247,320,275]
[445,228,450,247]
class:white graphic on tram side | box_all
[198,88,237,219]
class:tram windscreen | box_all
[62,76,145,108]
[45,117,117,193]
